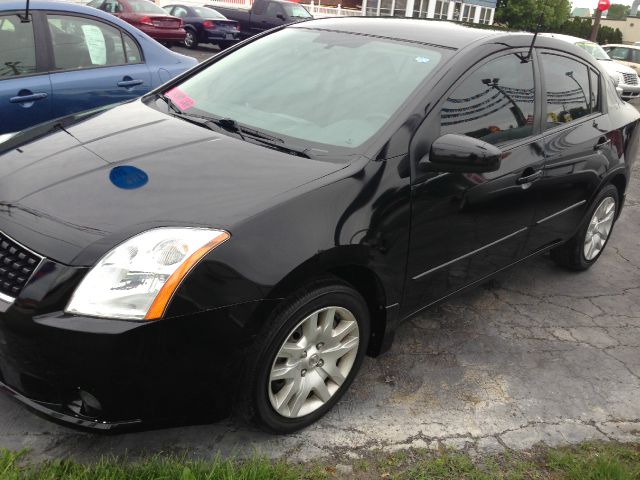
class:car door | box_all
[402,50,544,315]
[43,13,151,119]
[0,13,52,134]
[522,50,612,253]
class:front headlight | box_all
[66,228,230,320]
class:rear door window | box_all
[540,53,595,128]
[0,14,37,78]
[47,15,141,69]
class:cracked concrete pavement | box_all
[0,169,639,463]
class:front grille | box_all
[0,232,42,298]
[622,72,639,85]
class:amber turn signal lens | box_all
[145,231,230,320]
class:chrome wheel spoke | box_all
[302,312,319,342]
[279,342,305,359]
[323,336,359,361]
[289,378,313,417]
[320,361,346,386]
[274,380,298,411]
[271,363,299,381]
[268,306,360,418]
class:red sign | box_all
[597,0,610,11]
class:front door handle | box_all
[594,136,611,150]
[9,92,48,103]
[117,78,144,88]
[516,170,543,185]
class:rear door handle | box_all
[9,92,48,103]
[117,79,144,88]
[516,170,543,185]
[595,136,611,150]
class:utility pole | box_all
[590,8,602,41]
[591,0,610,42]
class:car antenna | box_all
[20,0,31,22]
[519,12,544,63]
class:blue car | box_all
[0,0,197,134]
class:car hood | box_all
[598,58,637,76]
[0,100,351,265]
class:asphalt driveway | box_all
[0,158,638,462]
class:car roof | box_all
[540,32,594,45]
[2,0,130,23]
[290,17,521,50]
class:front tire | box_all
[551,184,619,270]
[236,280,370,433]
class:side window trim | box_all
[437,48,541,148]
[536,49,602,136]
[41,10,145,73]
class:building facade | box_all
[359,0,496,23]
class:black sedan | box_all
[0,18,638,434]
[163,4,240,49]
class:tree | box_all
[607,3,630,20]
[495,0,571,30]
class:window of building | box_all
[478,7,491,24]
[47,15,142,70]
[440,53,536,146]
[433,0,449,19]
[0,14,36,78]
[540,53,594,128]
[461,4,476,22]
[451,1,462,20]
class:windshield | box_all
[282,3,312,17]
[170,28,447,150]
[128,0,167,14]
[194,6,226,18]
[575,41,610,61]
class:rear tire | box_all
[235,279,370,434]
[550,184,619,271]
[184,30,198,49]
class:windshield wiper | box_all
[209,117,310,158]
[157,93,184,115]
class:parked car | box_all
[163,4,240,49]
[88,0,186,46]
[603,44,640,76]
[0,18,638,434]
[208,0,312,39]
[0,1,197,135]
[542,34,640,102]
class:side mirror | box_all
[419,133,502,173]
[277,13,286,21]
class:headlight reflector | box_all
[66,228,229,320]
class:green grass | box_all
[0,441,638,479]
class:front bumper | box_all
[0,256,269,431]
[619,83,640,100]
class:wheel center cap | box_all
[309,354,320,368]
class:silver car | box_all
[543,34,640,102]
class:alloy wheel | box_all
[584,196,616,261]
[268,306,360,418]
[184,31,195,48]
